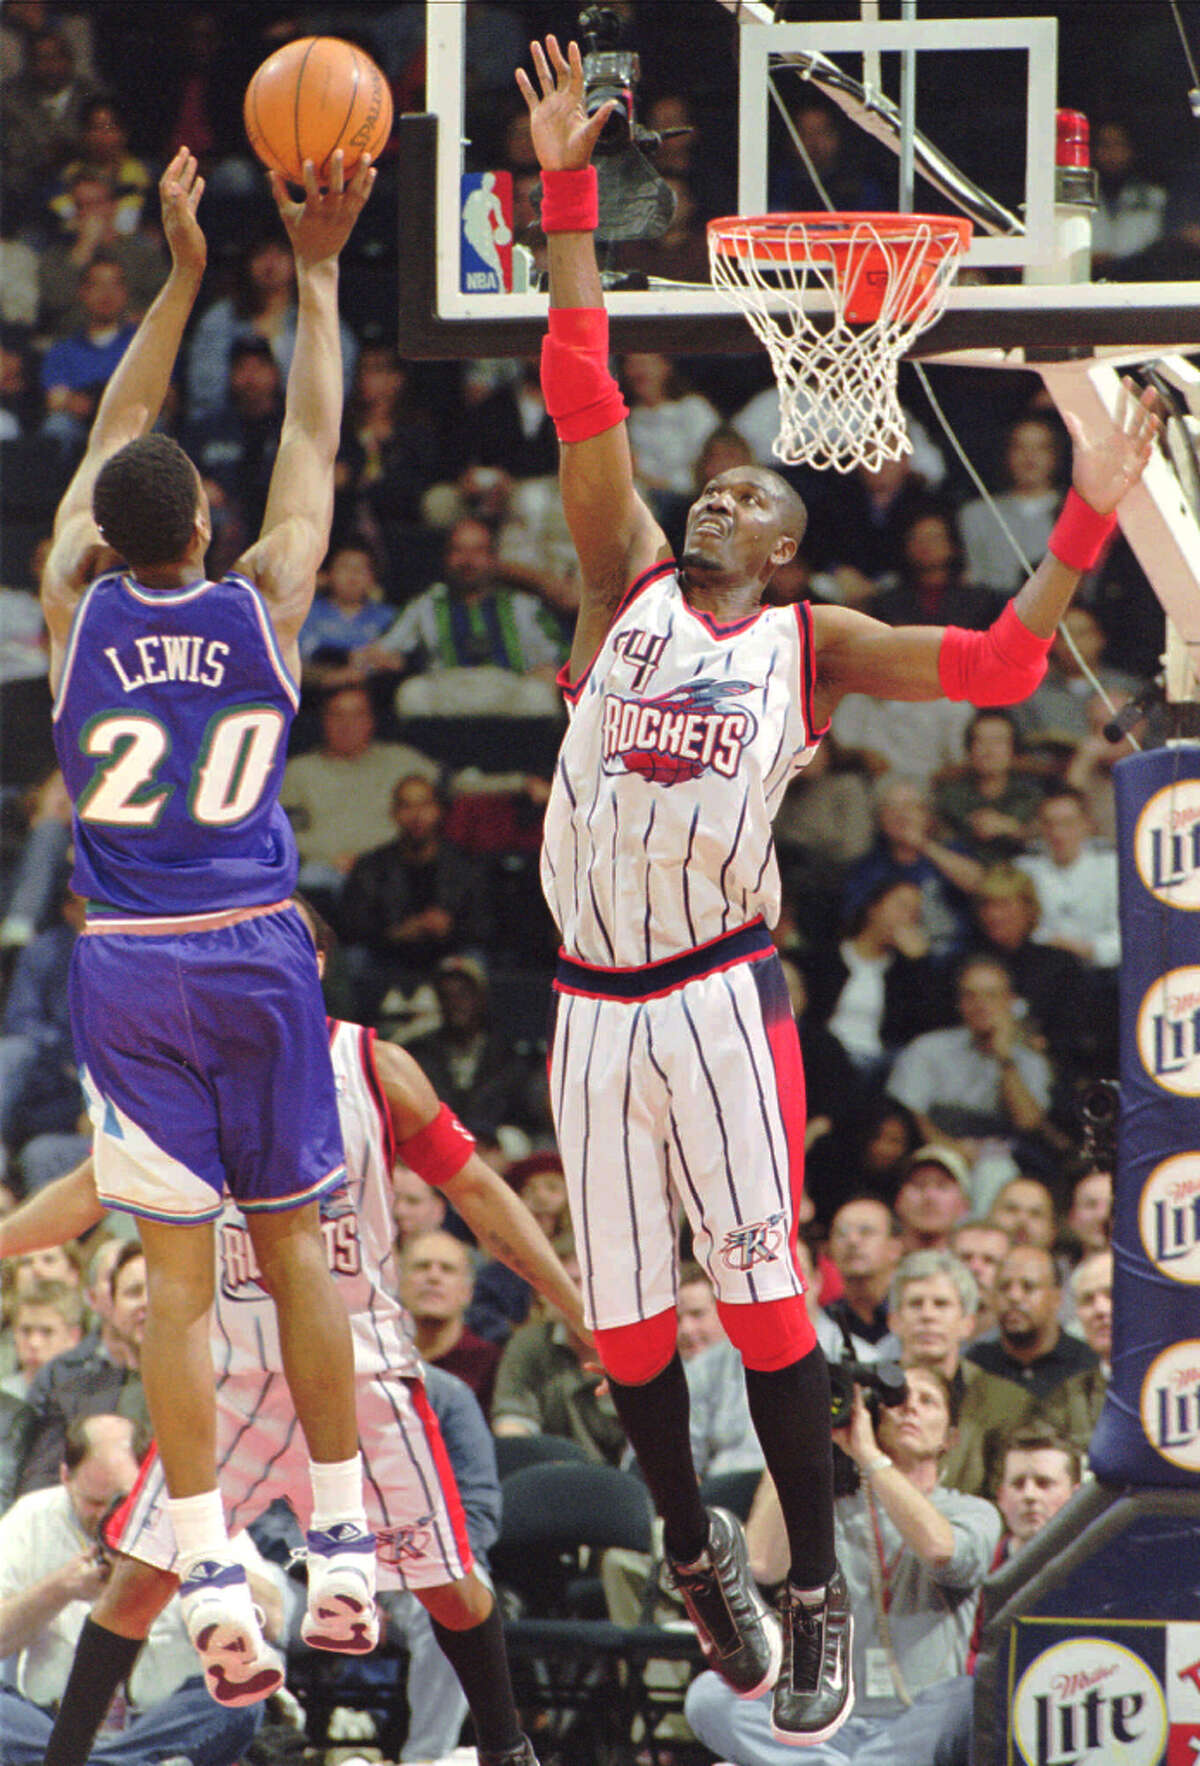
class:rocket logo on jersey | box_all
[602,677,758,786]
[720,1212,787,1271]
[376,1515,436,1569]
[219,1186,363,1299]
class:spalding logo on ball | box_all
[244,36,392,185]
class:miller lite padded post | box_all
[1090,743,1200,1487]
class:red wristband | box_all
[541,165,599,232]
[938,601,1053,706]
[398,1103,475,1188]
[1047,487,1118,572]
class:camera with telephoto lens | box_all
[578,5,640,154]
[828,1356,909,1431]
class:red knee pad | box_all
[717,1294,816,1371]
[594,1308,678,1385]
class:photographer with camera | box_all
[685,1365,1001,1765]
[0,1414,281,1765]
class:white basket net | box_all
[708,214,970,474]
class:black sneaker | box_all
[665,1506,782,1698]
[772,1569,854,1746]
[479,1739,538,1766]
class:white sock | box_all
[167,1490,231,1574]
[790,1582,827,1610]
[309,1453,368,1530]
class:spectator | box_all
[1,1279,84,1400]
[398,1228,502,1416]
[391,1159,449,1252]
[1062,686,1133,846]
[39,252,136,455]
[1014,604,1138,751]
[467,1153,570,1345]
[989,1175,1057,1251]
[407,955,540,1144]
[965,1244,1099,1403]
[620,351,719,531]
[16,1239,149,1495]
[0,209,39,329]
[768,90,887,213]
[0,1413,269,1766]
[961,863,1094,1079]
[37,169,166,336]
[1,24,102,212]
[830,687,973,795]
[492,1233,626,1465]
[889,1248,1032,1498]
[338,772,492,1006]
[933,708,1045,867]
[887,956,1057,1179]
[179,334,283,570]
[1016,785,1120,969]
[184,229,358,424]
[46,93,154,237]
[370,515,568,717]
[1041,1248,1113,1459]
[842,772,981,960]
[1064,1165,1112,1259]
[279,683,440,905]
[958,413,1067,597]
[822,1197,903,1363]
[893,1145,972,1255]
[297,541,397,690]
[674,1259,726,1362]
[807,1097,923,1239]
[949,1218,1012,1339]
[871,502,999,629]
[335,342,443,544]
[803,452,941,608]
[0,883,90,1197]
[685,1365,1000,1765]
[1090,115,1167,272]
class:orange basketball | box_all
[243,36,392,186]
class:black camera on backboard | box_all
[1080,1078,1119,1167]
[578,5,640,154]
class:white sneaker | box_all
[300,1522,380,1653]
[178,1558,284,1707]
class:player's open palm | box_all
[269,150,376,267]
[160,147,206,279]
[516,35,614,171]
[1065,375,1163,515]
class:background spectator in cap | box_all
[949,1218,1012,1340]
[338,771,492,1017]
[1041,1249,1113,1461]
[966,1244,1099,1404]
[888,1249,1033,1498]
[407,955,542,1145]
[398,1228,502,1417]
[894,1146,972,1256]
[886,955,1058,1186]
[467,1155,569,1345]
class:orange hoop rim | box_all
[707,211,974,266]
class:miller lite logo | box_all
[1136,969,1200,1096]
[1140,1341,1200,1471]
[719,1212,786,1271]
[602,678,757,785]
[1013,1638,1166,1765]
[1139,1153,1200,1284]
[1135,782,1200,909]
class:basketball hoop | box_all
[707,212,973,474]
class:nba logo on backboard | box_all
[460,171,513,293]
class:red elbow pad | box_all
[540,307,629,444]
[938,601,1053,706]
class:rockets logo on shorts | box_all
[602,678,758,786]
[376,1516,437,1567]
[720,1212,788,1271]
[219,1194,363,1300]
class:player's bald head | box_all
[756,467,808,546]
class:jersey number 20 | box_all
[76,706,286,828]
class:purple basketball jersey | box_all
[53,570,299,915]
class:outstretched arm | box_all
[375,1040,587,1338]
[236,153,375,677]
[809,379,1162,726]
[516,36,668,680]
[40,150,207,670]
[0,1159,105,1256]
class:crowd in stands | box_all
[0,1,1186,1760]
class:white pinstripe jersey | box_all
[211,1018,421,1383]
[541,565,827,966]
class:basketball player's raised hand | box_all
[268,150,376,268]
[1063,375,1163,515]
[159,147,206,280]
[516,35,616,171]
